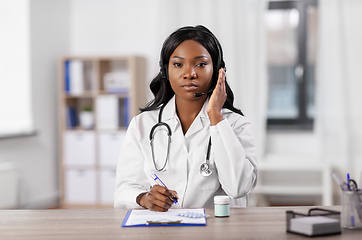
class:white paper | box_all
[123,208,206,226]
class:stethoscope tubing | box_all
[149,103,212,176]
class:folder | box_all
[69,60,84,95]
[122,209,207,227]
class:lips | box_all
[182,83,198,91]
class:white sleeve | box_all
[210,117,258,199]
[114,117,149,209]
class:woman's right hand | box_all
[139,185,178,212]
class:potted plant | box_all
[79,106,94,129]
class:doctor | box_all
[114,25,258,212]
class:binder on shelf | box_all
[83,61,94,91]
[66,106,78,128]
[122,98,130,127]
[286,208,341,237]
[70,60,84,94]
[64,60,84,95]
[96,95,119,130]
[64,61,70,93]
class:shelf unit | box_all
[58,56,146,208]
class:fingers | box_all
[215,68,227,99]
[145,185,175,212]
[218,68,226,92]
[207,68,227,125]
[213,68,225,93]
[169,190,179,200]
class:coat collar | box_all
[161,96,210,137]
[162,96,209,120]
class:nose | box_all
[183,65,197,79]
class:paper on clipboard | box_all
[122,208,207,227]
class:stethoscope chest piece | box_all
[200,137,212,177]
[200,162,213,177]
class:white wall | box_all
[0,0,70,208]
[70,0,162,93]
[265,131,318,159]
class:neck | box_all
[175,97,206,134]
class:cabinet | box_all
[58,56,146,208]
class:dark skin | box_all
[139,40,227,211]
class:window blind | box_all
[0,0,34,137]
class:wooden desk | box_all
[0,206,361,239]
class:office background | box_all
[0,0,361,209]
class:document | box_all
[122,208,207,227]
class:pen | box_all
[332,173,349,191]
[350,204,355,227]
[347,173,350,188]
[150,173,180,206]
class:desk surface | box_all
[0,206,361,240]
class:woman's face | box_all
[168,40,214,101]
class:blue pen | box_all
[150,173,180,206]
[347,173,350,189]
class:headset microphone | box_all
[194,89,214,98]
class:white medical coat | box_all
[114,96,258,209]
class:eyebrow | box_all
[171,55,209,60]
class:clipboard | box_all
[121,208,207,227]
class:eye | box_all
[197,62,207,67]
[173,62,182,67]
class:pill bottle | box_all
[214,195,230,217]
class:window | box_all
[266,0,318,129]
[0,0,34,138]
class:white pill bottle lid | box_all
[214,195,230,205]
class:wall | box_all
[70,0,162,94]
[265,130,318,159]
[0,0,70,208]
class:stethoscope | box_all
[149,103,213,177]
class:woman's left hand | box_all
[206,68,227,125]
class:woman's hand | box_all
[207,68,227,125]
[139,185,178,212]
